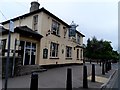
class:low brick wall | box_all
[1,56,22,78]
[41,63,83,69]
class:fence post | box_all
[91,64,95,82]
[30,72,38,90]
[83,65,88,88]
[66,68,72,90]
[102,62,105,75]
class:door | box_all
[19,41,37,65]
[24,42,31,65]
[31,43,36,65]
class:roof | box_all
[0,26,9,35]
[1,7,70,27]
[1,26,43,39]
[1,7,85,37]
[76,30,85,37]
[75,45,85,49]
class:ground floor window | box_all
[50,42,59,58]
[18,41,36,65]
[1,39,6,56]
[80,49,83,59]
[66,46,72,58]
[77,49,79,59]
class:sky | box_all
[0,0,119,51]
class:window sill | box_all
[65,58,72,60]
[49,57,59,59]
[51,33,60,37]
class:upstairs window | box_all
[33,15,38,31]
[63,27,67,38]
[51,20,60,36]
[50,42,59,57]
[66,46,72,58]
[77,34,80,44]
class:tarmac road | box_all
[1,62,118,89]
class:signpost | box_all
[4,20,14,90]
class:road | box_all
[1,62,118,89]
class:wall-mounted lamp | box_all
[62,49,64,54]
[46,30,51,36]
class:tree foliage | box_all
[84,36,119,62]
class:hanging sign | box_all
[9,20,14,32]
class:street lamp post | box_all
[4,26,11,90]
[4,20,14,90]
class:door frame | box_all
[20,41,36,65]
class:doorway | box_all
[18,41,36,65]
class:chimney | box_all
[30,1,40,12]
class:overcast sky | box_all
[0,0,119,51]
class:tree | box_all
[84,36,118,62]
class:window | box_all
[77,34,80,44]
[63,27,67,38]
[1,39,6,56]
[43,48,48,59]
[51,20,60,35]
[80,49,82,59]
[50,42,59,57]
[18,41,36,65]
[77,49,79,59]
[66,46,72,58]
[33,15,38,31]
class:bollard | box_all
[83,65,88,88]
[30,72,38,90]
[66,68,72,90]
[91,64,95,82]
[102,62,105,75]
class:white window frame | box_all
[51,20,60,35]
[77,34,80,44]
[66,46,72,58]
[33,15,38,31]
[50,42,59,58]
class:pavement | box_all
[1,62,118,89]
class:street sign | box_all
[9,20,14,32]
